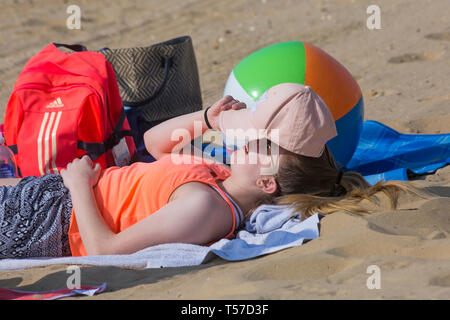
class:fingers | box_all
[221,96,246,110]
[215,95,234,108]
[81,155,93,164]
[231,101,246,109]
[65,155,94,170]
[221,95,234,104]
[225,101,246,110]
[213,95,246,112]
[79,155,94,168]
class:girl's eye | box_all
[256,139,271,155]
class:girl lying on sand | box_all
[0,83,414,259]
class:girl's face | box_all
[229,138,281,184]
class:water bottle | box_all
[0,133,18,178]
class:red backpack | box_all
[3,43,136,177]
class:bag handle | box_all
[54,43,88,52]
[124,55,172,108]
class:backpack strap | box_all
[78,108,133,161]
[7,144,18,154]
[53,43,88,52]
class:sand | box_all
[0,0,449,300]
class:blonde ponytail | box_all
[246,147,428,220]
[276,175,422,219]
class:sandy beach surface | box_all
[0,0,449,300]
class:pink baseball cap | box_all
[218,83,337,157]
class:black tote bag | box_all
[99,36,203,161]
[99,35,202,122]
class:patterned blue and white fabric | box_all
[0,175,72,259]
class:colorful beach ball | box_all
[223,41,364,167]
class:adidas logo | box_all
[46,97,64,108]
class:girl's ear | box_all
[256,176,278,195]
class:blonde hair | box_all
[246,146,426,220]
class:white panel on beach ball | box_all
[223,71,257,112]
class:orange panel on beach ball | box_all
[303,42,361,121]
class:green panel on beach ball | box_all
[233,41,306,101]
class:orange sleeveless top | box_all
[68,154,238,256]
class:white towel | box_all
[0,205,320,271]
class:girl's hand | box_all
[61,155,102,190]
[206,95,246,131]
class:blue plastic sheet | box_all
[346,120,450,184]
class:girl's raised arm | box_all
[143,109,208,160]
[143,96,245,160]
